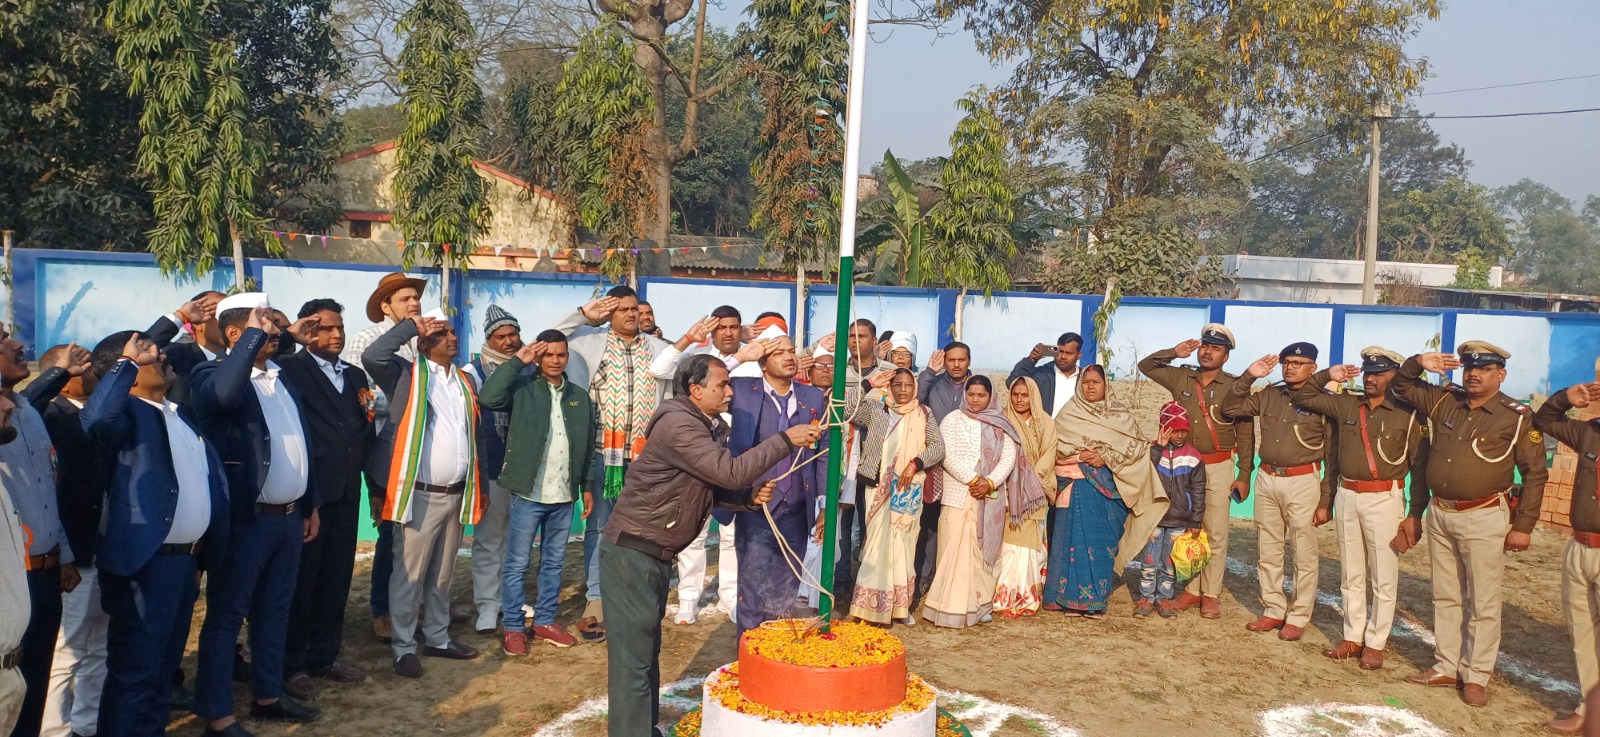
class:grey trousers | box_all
[600,538,670,737]
[389,490,465,657]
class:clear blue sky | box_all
[714,0,1599,202]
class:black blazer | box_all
[19,369,106,568]
[276,351,375,505]
[145,315,215,413]
[189,328,320,521]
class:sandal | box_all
[577,616,606,643]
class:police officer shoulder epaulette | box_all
[1181,364,1201,372]
[1443,382,1466,395]
[1501,396,1530,414]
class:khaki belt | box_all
[1260,462,1320,478]
[255,501,298,516]
[413,481,466,495]
[25,547,59,572]
[1341,478,1402,493]
[1199,450,1235,465]
[1432,494,1502,513]
[0,647,19,670]
[1575,531,1600,549]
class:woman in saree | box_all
[993,376,1054,617]
[849,368,945,626]
[923,376,1049,628]
[1044,366,1167,618]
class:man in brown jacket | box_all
[600,354,821,737]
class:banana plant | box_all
[855,150,930,286]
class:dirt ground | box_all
[156,515,1579,737]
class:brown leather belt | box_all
[1341,478,1402,493]
[1199,450,1235,465]
[1432,494,1502,513]
[1260,462,1320,478]
[413,481,466,495]
[26,549,59,571]
[255,501,298,516]
[156,541,202,556]
[1576,531,1600,549]
[0,646,19,670]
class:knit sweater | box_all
[938,411,1016,510]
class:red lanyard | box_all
[1358,405,1380,480]
[1193,379,1223,452]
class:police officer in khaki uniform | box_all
[1221,342,1334,642]
[1138,324,1255,619]
[1533,380,1600,736]
[1393,341,1546,708]
[1291,347,1427,671]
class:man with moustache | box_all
[1008,332,1085,418]
[0,390,35,734]
[463,305,525,635]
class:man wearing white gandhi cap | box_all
[361,307,486,679]
[190,292,323,734]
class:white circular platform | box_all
[699,668,936,737]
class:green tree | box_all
[1494,180,1600,294]
[927,91,1016,296]
[937,0,1437,236]
[664,29,761,237]
[1384,178,1506,263]
[743,0,848,267]
[856,151,930,287]
[392,0,491,271]
[1045,224,1223,298]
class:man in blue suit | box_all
[188,295,321,736]
[80,330,229,737]
[722,328,826,635]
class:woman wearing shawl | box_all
[848,369,945,626]
[923,376,1049,628]
[1044,366,1168,617]
[994,376,1054,617]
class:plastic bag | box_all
[1171,530,1211,583]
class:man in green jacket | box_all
[478,329,596,653]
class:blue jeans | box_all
[501,496,574,630]
[1138,527,1186,602]
[583,454,622,603]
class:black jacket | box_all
[20,369,106,568]
[145,314,216,414]
[277,351,375,506]
[189,328,319,521]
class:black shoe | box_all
[170,684,194,711]
[422,641,480,660]
[394,653,423,678]
[232,645,251,683]
[201,723,257,737]
[248,695,321,723]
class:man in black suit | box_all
[189,294,321,737]
[1007,331,1085,419]
[277,299,374,699]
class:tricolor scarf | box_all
[593,332,655,498]
[383,360,483,526]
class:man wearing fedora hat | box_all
[1138,325,1255,619]
[1393,341,1547,708]
[1290,346,1428,671]
[1222,342,1335,643]
[342,273,426,644]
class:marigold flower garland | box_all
[704,665,933,727]
[743,621,904,668]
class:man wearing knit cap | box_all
[1221,341,1334,643]
[1289,346,1427,671]
[1138,324,1255,619]
[342,272,427,644]
[463,305,524,634]
[1393,340,1546,708]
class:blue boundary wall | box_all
[15,248,1600,399]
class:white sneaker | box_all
[674,604,698,625]
[899,615,917,626]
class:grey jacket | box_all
[848,389,945,487]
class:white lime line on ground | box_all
[1259,703,1455,737]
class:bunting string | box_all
[263,230,767,260]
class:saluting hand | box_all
[927,350,946,374]
[285,315,320,346]
[55,342,92,377]
[1566,382,1600,409]
[797,355,815,375]
[1326,364,1359,383]
[682,316,717,345]
[868,370,894,389]
[121,334,160,367]
[1172,339,1201,359]
[515,341,547,364]
[580,296,620,323]
[1245,354,1279,379]
[246,306,278,336]
[411,315,444,339]
[176,293,219,326]
[1417,352,1461,374]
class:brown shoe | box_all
[1245,616,1285,633]
[1461,683,1488,708]
[372,615,393,644]
[1404,669,1459,688]
[1546,712,1584,736]
[1200,596,1221,619]
[1171,592,1202,611]
[1358,647,1384,671]
[1322,640,1363,659]
[1278,624,1305,641]
[318,661,367,683]
[283,672,319,701]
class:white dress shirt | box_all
[311,352,346,394]
[1051,367,1080,419]
[250,361,310,503]
[139,396,212,544]
[532,379,572,504]
[418,360,471,486]
[649,343,763,379]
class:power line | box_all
[1390,106,1600,120]
[1419,73,1600,97]
[1247,130,1338,163]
